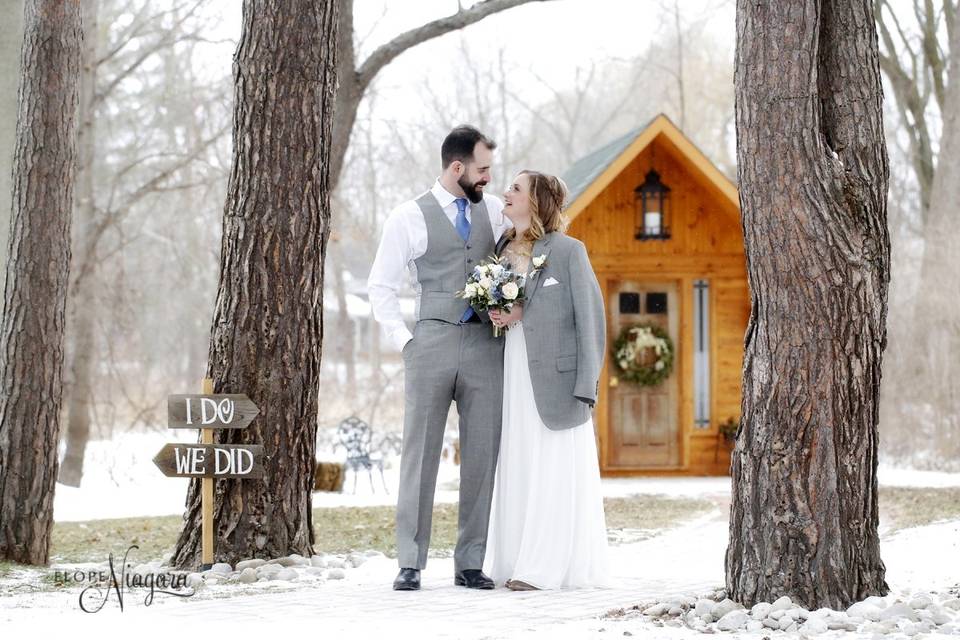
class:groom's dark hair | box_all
[441,125,496,169]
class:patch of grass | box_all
[7,484,956,586]
[50,514,183,564]
[0,518,184,596]
[2,492,714,574]
[604,494,714,531]
[311,494,715,557]
[312,503,459,558]
[880,486,960,533]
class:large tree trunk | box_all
[170,0,339,569]
[59,0,99,489]
[726,0,891,609]
[0,0,81,565]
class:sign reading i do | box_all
[154,379,262,569]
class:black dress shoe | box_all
[393,567,420,591]
[454,569,495,589]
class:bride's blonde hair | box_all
[504,170,570,243]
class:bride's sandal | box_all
[506,578,540,591]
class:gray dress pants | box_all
[395,318,504,572]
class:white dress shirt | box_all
[368,179,512,351]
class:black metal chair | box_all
[334,416,389,494]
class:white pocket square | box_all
[542,277,559,287]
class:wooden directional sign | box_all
[167,394,260,430]
[153,443,265,479]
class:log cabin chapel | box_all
[561,113,749,476]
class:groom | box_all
[368,125,512,591]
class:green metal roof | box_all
[560,115,656,209]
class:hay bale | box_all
[314,461,345,492]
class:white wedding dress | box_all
[482,313,613,589]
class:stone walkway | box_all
[0,506,727,636]
[131,555,719,637]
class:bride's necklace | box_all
[505,239,533,257]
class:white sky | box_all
[182,0,932,222]
[197,0,737,108]
[194,0,926,140]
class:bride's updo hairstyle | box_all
[506,170,571,243]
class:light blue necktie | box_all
[455,197,471,241]
[455,198,475,323]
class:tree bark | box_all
[726,0,891,609]
[170,0,339,569]
[0,0,82,565]
[59,0,99,489]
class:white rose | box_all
[501,282,519,300]
[478,265,491,275]
[478,277,492,290]
[532,254,546,268]
[490,264,504,278]
[464,283,477,297]
[654,360,665,371]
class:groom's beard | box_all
[458,176,486,204]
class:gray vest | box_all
[413,191,495,324]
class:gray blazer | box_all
[495,231,606,430]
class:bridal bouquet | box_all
[456,255,526,337]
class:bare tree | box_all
[874,0,953,218]
[0,0,25,268]
[330,0,555,190]
[0,0,81,565]
[171,0,340,568]
[58,0,233,485]
[58,0,99,488]
[726,0,890,608]
[915,6,960,459]
[874,0,959,466]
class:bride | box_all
[484,170,612,590]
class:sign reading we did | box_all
[154,394,263,479]
[153,381,263,569]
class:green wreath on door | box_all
[611,323,675,386]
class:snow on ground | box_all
[882,518,960,591]
[877,464,960,488]
[53,431,193,522]
[7,497,960,638]
[52,431,458,520]
[28,432,960,636]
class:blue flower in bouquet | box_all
[456,255,526,336]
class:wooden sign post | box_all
[155,378,261,570]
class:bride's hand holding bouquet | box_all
[456,255,525,337]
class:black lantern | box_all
[634,169,671,240]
